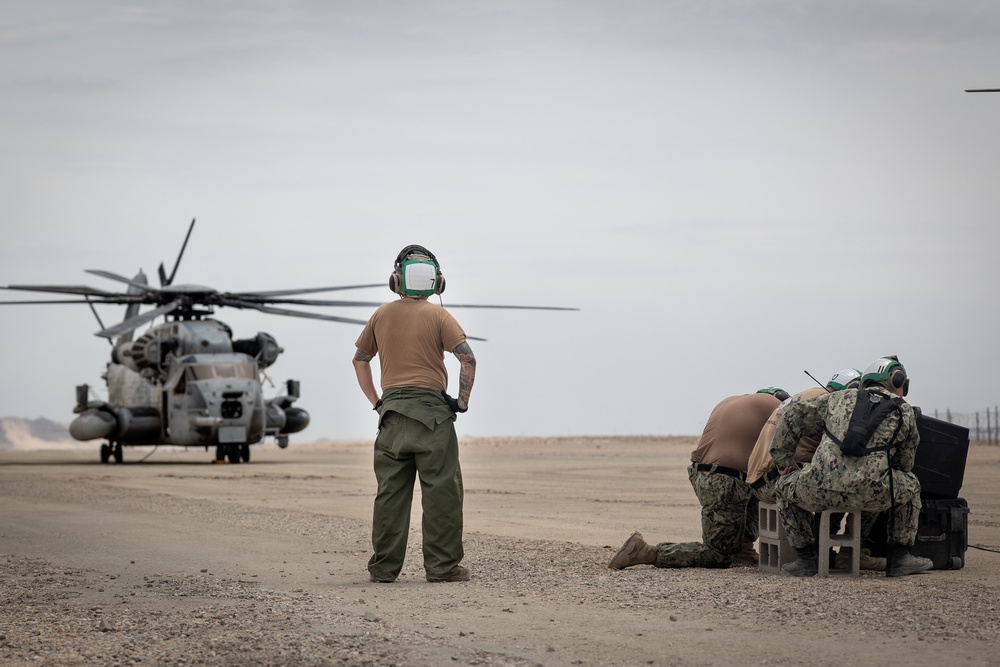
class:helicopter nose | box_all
[221,391,246,419]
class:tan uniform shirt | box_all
[745,387,827,485]
[689,393,781,472]
[355,298,467,393]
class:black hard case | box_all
[913,413,970,499]
[911,497,969,570]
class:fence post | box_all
[979,411,984,442]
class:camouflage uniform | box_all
[770,387,921,550]
[654,462,755,568]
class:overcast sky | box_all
[2,1,998,445]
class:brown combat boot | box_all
[835,549,887,571]
[731,541,759,567]
[427,565,471,582]
[608,532,658,570]
[781,544,818,577]
[886,545,933,577]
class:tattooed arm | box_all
[451,341,476,411]
[352,349,381,408]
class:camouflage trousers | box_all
[655,463,757,569]
[751,477,778,505]
[774,468,921,550]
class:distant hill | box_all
[0,417,78,451]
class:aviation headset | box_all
[388,244,446,297]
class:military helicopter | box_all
[1,220,576,464]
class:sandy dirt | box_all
[2,436,998,666]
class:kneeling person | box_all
[609,388,785,570]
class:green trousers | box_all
[368,409,464,581]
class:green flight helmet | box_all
[757,387,791,402]
[860,356,909,396]
[826,368,862,391]
[389,244,445,297]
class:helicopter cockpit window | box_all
[185,362,256,381]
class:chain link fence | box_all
[926,407,1000,444]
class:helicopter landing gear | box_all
[277,435,289,449]
[213,444,250,464]
[100,442,123,464]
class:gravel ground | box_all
[2,437,999,666]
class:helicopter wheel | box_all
[112,443,123,464]
[226,445,241,464]
[240,444,251,463]
[100,443,111,464]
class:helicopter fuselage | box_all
[69,319,307,455]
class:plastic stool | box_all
[758,502,796,573]
[817,508,862,577]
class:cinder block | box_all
[758,502,796,573]
[817,509,862,577]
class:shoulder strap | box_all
[825,389,906,457]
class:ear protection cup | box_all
[774,390,791,402]
[388,271,402,295]
[890,369,910,396]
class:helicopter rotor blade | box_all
[230,297,579,311]
[85,297,115,348]
[95,299,183,338]
[1,284,121,297]
[0,298,142,305]
[226,283,385,298]
[433,303,579,311]
[243,298,386,307]
[86,269,164,293]
[159,218,196,287]
[218,297,370,325]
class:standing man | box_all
[352,245,476,583]
[771,356,932,577]
[609,387,787,570]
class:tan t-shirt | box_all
[745,386,828,485]
[689,393,781,472]
[355,298,467,393]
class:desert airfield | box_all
[2,436,999,667]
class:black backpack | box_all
[824,389,906,457]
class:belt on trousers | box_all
[694,463,746,481]
[749,467,780,490]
